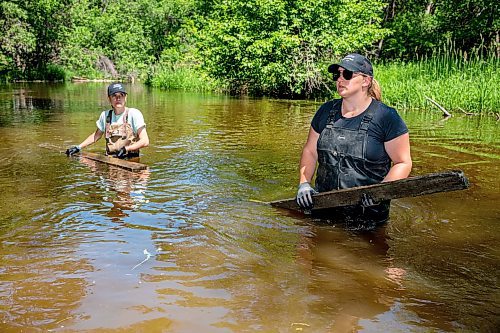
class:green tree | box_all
[0,2,36,75]
[379,0,499,59]
[2,0,496,91]
[59,0,102,77]
[59,0,196,80]
[24,0,73,78]
[434,0,499,52]
[196,0,388,97]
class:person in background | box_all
[296,53,412,227]
[66,83,149,159]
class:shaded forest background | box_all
[0,0,498,98]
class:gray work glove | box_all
[360,193,379,208]
[66,145,80,156]
[296,182,317,210]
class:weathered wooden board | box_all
[39,143,148,172]
[270,170,469,211]
[78,151,148,172]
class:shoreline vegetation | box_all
[7,50,499,117]
[1,0,498,115]
[378,48,499,117]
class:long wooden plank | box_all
[270,170,469,211]
[78,151,148,172]
[39,143,148,172]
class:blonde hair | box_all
[368,78,382,101]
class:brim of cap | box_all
[108,90,127,96]
[328,63,359,73]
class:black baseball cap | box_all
[107,83,127,96]
[328,53,374,77]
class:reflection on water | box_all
[77,157,151,223]
[0,83,499,332]
[291,225,407,332]
[0,88,65,126]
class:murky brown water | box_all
[0,83,498,333]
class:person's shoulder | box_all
[127,107,142,114]
[372,100,400,119]
[127,107,145,118]
[372,100,408,138]
[323,98,341,108]
[312,99,340,132]
[372,100,395,112]
[317,98,341,112]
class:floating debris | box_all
[132,249,152,270]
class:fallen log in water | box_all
[270,170,469,212]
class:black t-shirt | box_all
[311,99,408,162]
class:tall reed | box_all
[376,45,499,115]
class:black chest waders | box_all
[315,101,391,227]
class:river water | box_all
[0,83,498,332]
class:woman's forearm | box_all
[299,127,320,184]
[299,152,317,184]
[79,130,103,149]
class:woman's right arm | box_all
[299,127,320,184]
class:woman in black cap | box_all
[296,53,412,228]
[66,82,149,159]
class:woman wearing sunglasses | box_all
[296,53,412,228]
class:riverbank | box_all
[3,53,498,116]
[149,52,500,116]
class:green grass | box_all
[376,46,499,115]
[147,65,217,92]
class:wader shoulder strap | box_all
[105,109,113,139]
[106,109,129,125]
[326,99,342,129]
[359,101,379,132]
[106,109,113,124]
[120,108,130,139]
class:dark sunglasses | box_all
[332,69,361,81]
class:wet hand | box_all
[296,182,317,210]
[116,146,127,159]
[65,145,80,156]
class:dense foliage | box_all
[0,0,498,99]
[195,0,388,97]
[379,0,499,59]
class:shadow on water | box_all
[0,83,498,332]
